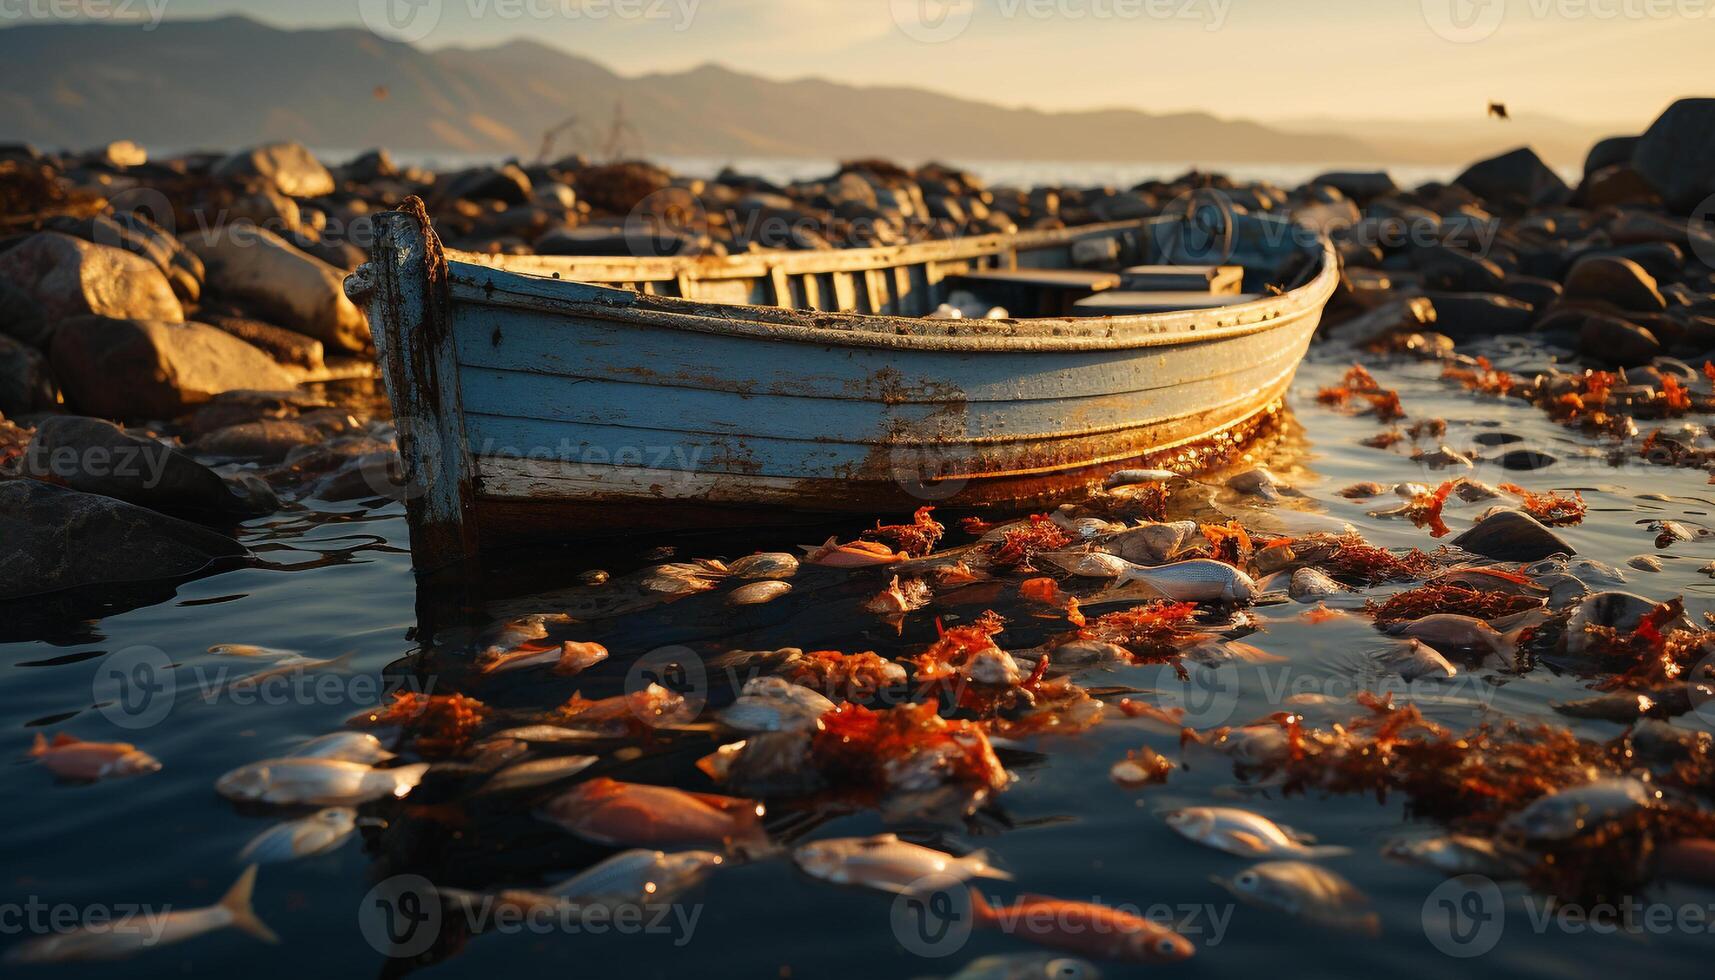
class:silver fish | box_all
[1164,807,1350,859]
[544,848,725,905]
[1501,777,1659,840]
[794,833,1011,894]
[1049,507,1125,540]
[727,552,800,580]
[1039,550,1138,579]
[728,580,793,606]
[287,732,396,764]
[1375,639,1458,681]
[1383,835,1528,878]
[4,866,277,962]
[479,613,575,659]
[207,644,301,660]
[238,807,357,863]
[489,725,608,743]
[923,953,1102,980]
[1227,467,1291,500]
[1289,567,1348,602]
[719,677,836,733]
[216,758,430,806]
[1099,521,1200,565]
[479,755,601,794]
[1113,558,1257,604]
[1213,860,1379,934]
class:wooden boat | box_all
[348,197,1338,569]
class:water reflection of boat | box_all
[349,198,1337,569]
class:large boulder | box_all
[1584,135,1641,178]
[1562,256,1666,312]
[199,314,324,371]
[212,142,335,198]
[0,232,183,325]
[48,316,296,420]
[184,224,369,352]
[41,212,204,304]
[0,278,51,349]
[1632,98,1715,213]
[22,415,277,516]
[0,480,248,600]
[1421,292,1535,340]
[0,333,55,416]
[1454,147,1570,211]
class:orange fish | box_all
[29,733,162,781]
[803,537,907,568]
[537,777,770,853]
[969,889,1197,962]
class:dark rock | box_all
[199,314,324,371]
[1422,292,1535,340]
[1451,509,1573,561]
[1496,449,1556,471]
[1573,165,1660,209]
[0,480,248,600]
[1472,432,1524,447]
[313,451,405,502]
[0,277,50,349]
[23,415,277,516]
[48,316,296,420]
[212,142,335,198]
[1499,276,1562,312]
[184,225,369,352]
[534,225,705,258]
[1568,242,1684,282]
[1577,314,1661,367]
[338,149,398,184]
[0,332,54,416]
[194,418,325,462]
[0,232,184,324]
[1563,256,1666,312]
[438,164,532,206]
[1311,171,1397,203]
[1632,98,1715,212]
[1454,147,1570,211]
[1584,135,1641,177]
[1411,243,1505,292]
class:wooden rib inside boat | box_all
[350,196,1338,569]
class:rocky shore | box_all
[2,98,1712,604]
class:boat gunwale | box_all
[445,245,1336,355]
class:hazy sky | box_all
[28,0,1711,122]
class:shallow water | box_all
[4,345,1714,978]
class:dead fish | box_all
[727,552,800,580]
[1383,835,1528,878]
[29,733,161,781]
[1112,559,1258,604]
[1105,469,1181,488]
[524,848,725,908]
[1289,567,1349,602]
[1413,446,1473,470]
[223,651,358,693]
[287,732,395,764]
[489,724,608,744]
[215,758,431,806]
[1050,507,1124,540]
[238,807,357,863]
[1564,591,1692,654]
[479,639,609,675]
[536,777,770,853]
[1213,860,1379,934]
[1627,555,1663,573]
[1501,777,1660,840]
[1375,639,1458,681]
[1227,467,1292,500]
[719,677,835,733]
[969,891,1195,963]
[1183,639,1286,667]
[925,953,1103,980]
[479,613,575,659]
[864,576,932,615]
[728,580,793,606]
[1039,550,1138,579]
[1015,638,1130,670]
[1110,747,1173,786]
[1164,807,1351,859]
[1337,482,1387,499]
[794,834,1012,894]
[553,641,611,676]
[1099,521,1200,565]
[479,755,600,794]
[1204,724,1292,767]
[803,537,907,567]
[1381,615,1510,659]
[207,644,301,660]
[3,866,277,963]
[1395,482,1431,499]
[1652,520,1695,547]
[640,560,729,595]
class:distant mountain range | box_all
[0,16,1630,169]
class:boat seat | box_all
[1116,265,1244,294]
[1070,290,1263,316]
[943,268,1123,317]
